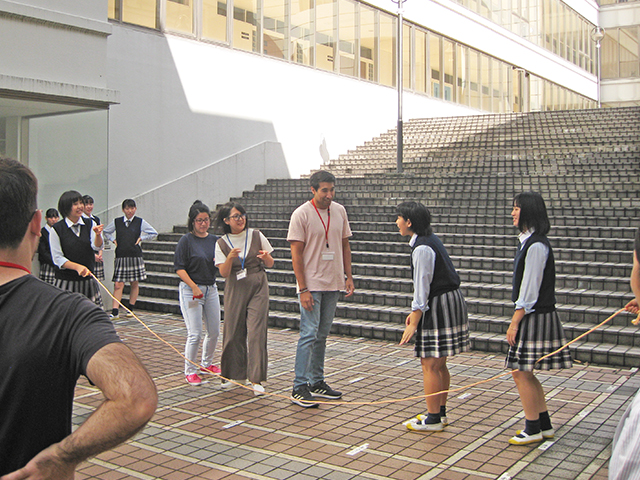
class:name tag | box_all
[236,269,247,280]
[322,251,335,261]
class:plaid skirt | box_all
[54,277,104,309]
[415,288,470,358]
[505,309,573,371]
[94,260,105,280]
[112,256,147,283]
[38,263,57,285]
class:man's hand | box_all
[300,290,314,311]
[0,443,75,480]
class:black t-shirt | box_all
[0,275,121,474]
[173,233,218,285]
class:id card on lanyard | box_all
[312,200,334,261]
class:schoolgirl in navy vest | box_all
[506,192,572,445]
[396,201,470,433]
[37,208,59,284]
[49,191,104,307]
[82,195,105,282]
[103,199,157,318]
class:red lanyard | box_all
[311,199,330,249]
[0,261,31,274]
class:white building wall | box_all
[106,25,476,211]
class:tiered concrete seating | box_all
[136,106,640,367]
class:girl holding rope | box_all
[397,201,470,432]
[506,192,572,445]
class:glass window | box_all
[620,27,639,78]
[429,33,441,98]
[415,29,427,93]
[203,0,228,43]
[469,50,480,109]
[264,0,287,59]
[122,0,157,29]
[109,0,118,20]
[233,0,259,53]
[456,44,469,106]
[360,5,376,81]
[338,0,357,77]
[481,54,491,111]
[316,0,337,72]
[166,0,193,34]
[443,39,455,102]
[291,0,313,65]
[602,29,619,79]
[379,11,395,86]
[403,23,411,89]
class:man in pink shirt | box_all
[287,170,355,407]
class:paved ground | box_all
[72,311,639,480]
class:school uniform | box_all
[38,224,58,284]
[505,230,572,371]
[83,213,105,280]
[104,216,157,283]
[49,217,103,308]
[410,233,469,358]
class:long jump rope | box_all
[91,272,640,406]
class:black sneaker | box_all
[291,385,319,408]
[309,380,342,399]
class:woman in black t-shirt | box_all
[174,201,221,386]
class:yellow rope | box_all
[91,273,639,406]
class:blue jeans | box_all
[179,282,221,375]
[293,291,339,388]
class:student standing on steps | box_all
[103,199,157,318]
[82,195,105,283]
[506,192,572,445]
[396,201,470,433]
[287,170,354,408]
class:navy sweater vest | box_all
[114,217,143,258]
[411,234,460,300]
[512,233,556,313]
[52,219,95,280]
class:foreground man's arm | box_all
[1,342,158,480]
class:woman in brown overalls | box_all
[215,202,274,395]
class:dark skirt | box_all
[38,263,57,285]
[415,288,470,358]
[112,256,147,283]
[505,309,573,371]
[94,259,105,280]
[54,277,104,309]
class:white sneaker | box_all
[405,417,444,432]
[252,383,265,396]
[509,431,544,445]
[516,428,554,439]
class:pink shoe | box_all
[185,374,202,385]
[200,365,221,375]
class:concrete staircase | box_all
[134,106,640,367]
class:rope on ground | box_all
[91,273,638,406]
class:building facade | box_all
[0,0,633,233]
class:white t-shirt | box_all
[287,200,352,292]
[214,228,273,265]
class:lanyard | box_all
[226,230,249,270]
[311,199,330,249]
[0,261,31,274]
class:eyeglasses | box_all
[194,218,211,224]
[227,214,246,221]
